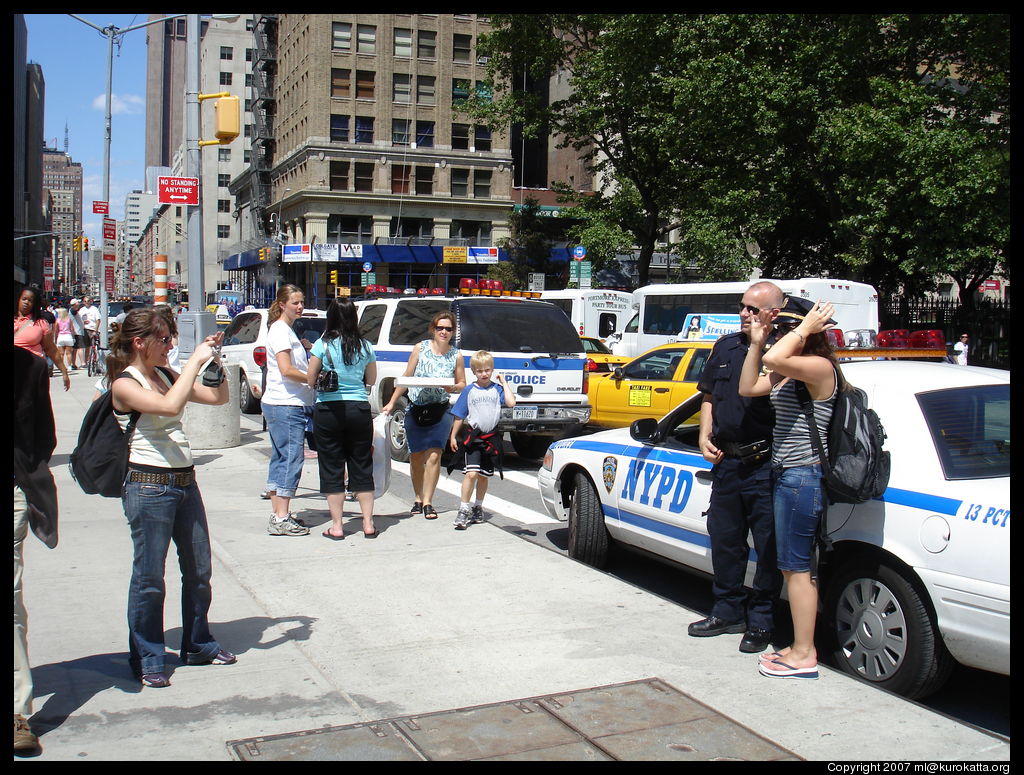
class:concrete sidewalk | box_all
[16,372,1010,761]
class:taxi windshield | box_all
[917,384,1010,480]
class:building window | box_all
[391,164,411,195]
[393,73,411,104]
[453,33,472,63]
[217,225,230,239]
[354,162,374,192]
[332,22,352,51]
[246,48,253,62]
[330,115,350,142]
[452,78,470,105]
[416,121,435,148]
[452,220,492,246]
[329,161,349,191]
[355,116,374,144]
[357,25,376,55]
[415,166,434,195]
[219,71,233,86]
[392,119,411,146]
[220,46,233,60]
[329,214,373,243]
[331,68,351,98]
[218,199,231,213]
[474,126,492,152]
[356,70,375,100]
[218,148,231,162]
[218,174,231,187]
[394,28,412,57]
[417,29,436,59]
[451,168,469,197]
[416,75,435,105]
[473,170,492,198]
[390,217,432,241]
[452,123,470,150]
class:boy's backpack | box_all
[796,368,891,505]
[69,368,170,497]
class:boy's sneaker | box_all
[454,506,472,530]
[267,515,310,536]
[470,505,486,523]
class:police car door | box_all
[612,393,717,576]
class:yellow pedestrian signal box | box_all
[214,96,240,143]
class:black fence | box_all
[880,297,1010,370]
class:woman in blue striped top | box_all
[739,296,839,680]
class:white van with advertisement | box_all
[356,293,591,460]
[612,278,880,358]
[539,289,634,341]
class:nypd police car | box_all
[537,360,1009,700]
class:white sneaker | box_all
[470,505,486,523]
[454,506,472,530]
[267,515,309,536]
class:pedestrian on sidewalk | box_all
[13,345,59,753]
[306,298,378,540]
[381,311,466,520]
[262,284,313,536]
[14,286,70,392]
[448,350,516,530]
[54,306,76,373]
[108,308,236,688]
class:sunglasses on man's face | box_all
[737,303,764,315]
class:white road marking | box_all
[389,460,560,525]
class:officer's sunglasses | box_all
[738,302,777,315]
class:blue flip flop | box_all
[758,660,818,679]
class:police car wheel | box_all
[567,472,610,569]
[823,560,954,700]
[388,397,411,463]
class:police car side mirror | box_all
[630,417,660,444]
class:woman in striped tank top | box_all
[739,296,839,680]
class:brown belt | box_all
[128,468,195,487]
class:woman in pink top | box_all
[14,287,69,392]
[54,307,75,372]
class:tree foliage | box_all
[471,14,1009,301]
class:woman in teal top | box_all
[306,298,378,539]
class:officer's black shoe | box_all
[688,615,746,638]
[738,628,773,653]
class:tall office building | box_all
[42,147,84,295]
[226,14,515,306]
[14,14,49,290]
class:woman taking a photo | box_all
[306,298,378,540]
[108,308,234,688]
[262,284,314,537]
[14,286,70,392]
[382,311,466,519]
[739,297,839,681]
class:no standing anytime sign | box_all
[157,176,200,206]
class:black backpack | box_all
[796,368,891,505]
[69,368,172,497]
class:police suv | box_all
[537,360,1009,700]
[356,293,591,461]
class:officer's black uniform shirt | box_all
[697,331,776,444]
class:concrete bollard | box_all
[183,361,241,450]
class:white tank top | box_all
[116,365,193,469]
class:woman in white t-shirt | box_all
[262,284,313,536]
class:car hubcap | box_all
[834,577,908,682]
[390,409,407,451]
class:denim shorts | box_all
[773,464,824,573]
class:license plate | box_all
[513,407,538,420]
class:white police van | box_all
[537,360,1009,699]
[356,293,591,460]
[539,289,633,341]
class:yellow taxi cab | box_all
[581,336,629,374]
[587,341,714,429]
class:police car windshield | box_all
[917,384,1010,480]
[458,300,583,353]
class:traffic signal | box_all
[73,237,80,251]
[258,247,267,261]
[83,237,89,251]
[214,95,240,144]
[329,270,338,285]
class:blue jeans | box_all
[773,464,825,572]
[262,402,308,498]
[122,479,221,676]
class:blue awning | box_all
[224,244,513,268]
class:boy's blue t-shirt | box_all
[449,381,504,433]
[311,336,376,402]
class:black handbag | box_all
[409,401,449,426]
[315,343,339,393]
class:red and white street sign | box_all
[104,265,115,293]
[157,176,200,206]
[93,201,109,214]
[103,219,117,240]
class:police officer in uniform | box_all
[690,281,785,653]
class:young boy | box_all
[448,350,516,529]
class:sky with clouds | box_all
[24,13,150,246]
